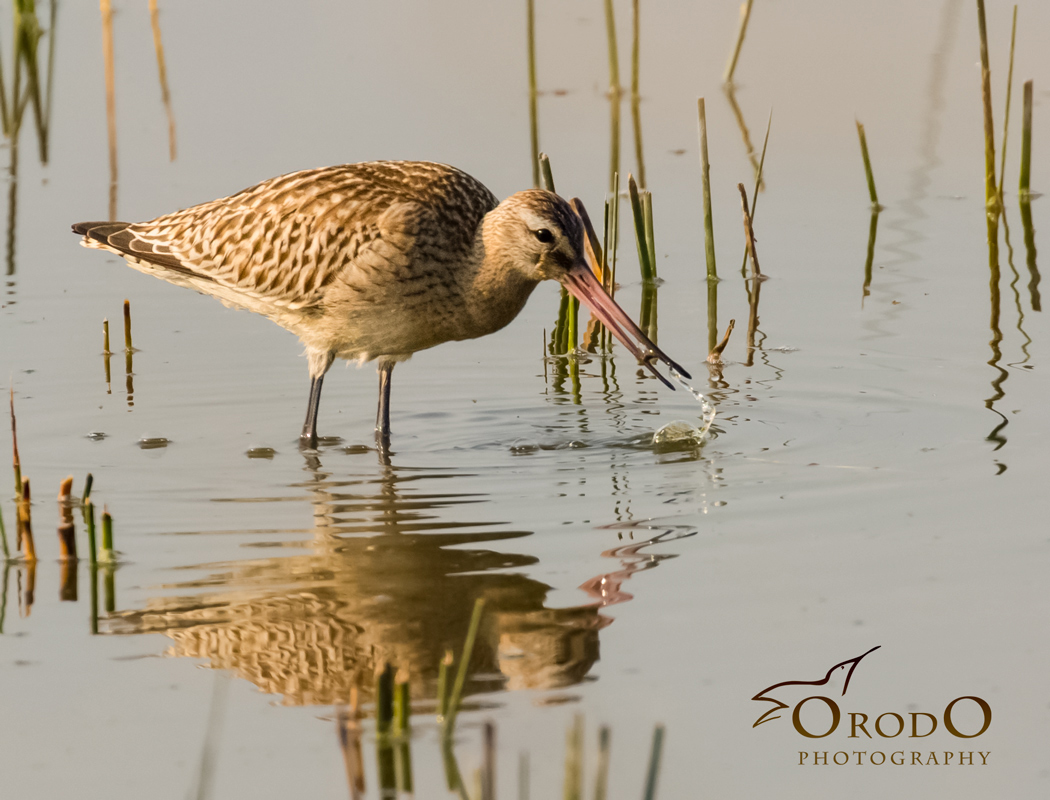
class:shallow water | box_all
[2,1,1049,797]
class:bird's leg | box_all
[300,350,335,449]
[300,375,325,448]
[375,359,395,450]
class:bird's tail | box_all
[72,221,135,252]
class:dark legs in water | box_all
[299,352,393,451]
[300,350,334,449]
[376,359,394,450]
[300,374,325,447]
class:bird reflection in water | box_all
[107,452,691,706]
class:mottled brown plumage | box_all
[73,161,685,447]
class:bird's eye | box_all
[533,228,554,244]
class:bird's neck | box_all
[462,215,540,336]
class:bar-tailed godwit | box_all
[73,161,687,448]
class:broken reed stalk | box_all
[83,472,94,503]
[527,0,539,188]
[594,725,611,800]
[444,597,486,730]
[855,121,879,208]
[148,0,177,161]
[976,0,999,217]
[723,0,754,84]
[563,714,583,800]
[630,0,645,188]
[1019,80,1032,195]
[123,299,133,351]
[85,499,98,566]
[642,724,665,800]
[102,318,111,353]
[374,663,395,735]
[57,476,76,560]
[628,174,654,282]
[99,505,114,562]
[738,183,762,277]
[603,0,621,192]
[697,98,717,281]
[709,319,736,363]
[740,110,772,274]
[10,387,21,498]
[997,5,1017,204]
[18,478,35,563]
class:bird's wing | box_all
[75,162,497,312]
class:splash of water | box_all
[651,367,717,446]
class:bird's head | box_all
[482,190,690,389]
[488,189,587,283]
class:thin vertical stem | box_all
[603,0,621,192]
[642,725,665,800]
[630,0,645,188]
[1019,79,1032,195]
[527,0,539,188]
[628,174,653,282]
[697,98,717,281]
[593,725,611,800]
[856,120,879,207]
[739,183,762,278]
[642,190,655,277]
[100,0,118,220]
[997,5,1017,204]
[976,0,999,217]
[444,598,486,730]
[723,0,754,84]
[149,0,177,161]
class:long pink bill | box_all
[561,262,691,390]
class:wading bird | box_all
[74,161,687,448]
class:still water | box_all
[2,1,1049,797]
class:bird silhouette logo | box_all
[751,646,881,728]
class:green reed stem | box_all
[697,98,717,281]
[610,172,620,296]
[539,152,555,193]
[123,299,132,351]
[642,190,656,278]
[628,174,654,282]
[0,503,9,561]
[594,725,610,800]
[85,499,97,566]
[82,472,94,503]
[642,724,665,800]
[99,506,114,562]
[1020,79,1032,195]
[723,0,754,84]
[444,598,486,730]
[603,0,621,192]
[976,0,999,217]
[630,0,645,188]
[527,0,540,188]
[856,120,879,208]
[102,318,111,353]
[997,5,1017,205]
